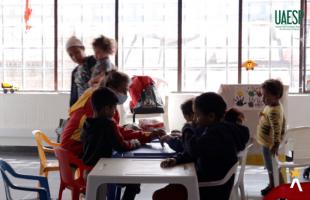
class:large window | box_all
[243,0,301,93]
[118,0,178,91]
[182,0,238,92]
[58,0,115,91]
[0,0,309,93]
[0,0,54,90]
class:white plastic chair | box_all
[272,126,310,186]
[199,161,239,199]
[229,143,253,200]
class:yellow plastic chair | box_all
[33,130,60,177]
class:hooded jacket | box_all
[80,117,135,166]
[175,121,249,199]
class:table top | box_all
[115,142,176,158]
[89,158,196,179]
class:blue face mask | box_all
[115,92,128,105]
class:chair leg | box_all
[58,182,65,200]
[239,184,246,200]
[39,165,44,176]
[44,170,49,178]
[72,188,81,200]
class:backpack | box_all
[129,76,164,115]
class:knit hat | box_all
[66,36,84,50]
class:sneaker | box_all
[261,185,273,196]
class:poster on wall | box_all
[219,84,264,110]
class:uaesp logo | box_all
[274,10,304,30]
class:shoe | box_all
[303,167,310,180]
[261,185,273,196]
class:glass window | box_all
[58,0,115,91]
[243,0,301,92]
[182,0,239,92]
[0,0,54,90]
[119,0,178,91]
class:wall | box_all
[0,92,310,146]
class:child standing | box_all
[89,35,116,86]
[81,87,140,200]
[257,79,286,196]
[160,98,195,153]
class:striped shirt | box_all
[256,103,286,149]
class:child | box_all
[81,87,140,200]
[153,92,249,200]
[66,36,97,106]
[224,108,245,124]
[160,98,195,152]
[89,35,116,86]
[257,79,286,196]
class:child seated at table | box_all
[81,87,140,200]
[153,92,250,200]
[224,107,245,124]
[160,98,195,152]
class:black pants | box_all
[199,175,234,200]
[122,184,141,200]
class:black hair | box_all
[261,79,284,99]
[224,108,245,124]
[195,92,227,119]
[181,98,194,116]
[102,70,130,89]
[91,87,118,113]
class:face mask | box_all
[116,92,128,104]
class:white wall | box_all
[0,92,310,146]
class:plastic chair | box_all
[230,143,253,200]
[0,159,51,200]
[32,130,60,178]
[54,147,92,200]
[272,126,310,186]
[264,182,310,200]
[199,161,239,199]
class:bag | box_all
[55,118,68,143]
[129,76,164,114]
[139,119,164,131]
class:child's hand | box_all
[160,158,177,168]
[130,139,141,149]
[160,135,173,145]
[271,142,280,155]
[151,129,166,138]
[170,130,182,137]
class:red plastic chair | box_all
[264,182,310,200]
[54,147,92,200]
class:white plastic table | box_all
[85,158,200,200]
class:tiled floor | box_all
[0,152,308,200]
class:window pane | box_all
[58,0,115,91]
[119,0,178,91]
[182,0,238,92]
[243,0,300,93]
[0,0,54,90]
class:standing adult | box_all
[66,36,97,106]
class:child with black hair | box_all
[225,107,245,124]
[160,98,195,152]
[257,79,286,196]
[153,92,249,200]
[81,87,140,200]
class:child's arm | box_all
[110,122,140,152]
[268,107,283,155]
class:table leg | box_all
[86,179,107,200]
[184,181,200,200]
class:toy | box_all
[1,82,18,94]
[242,60,257,70]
